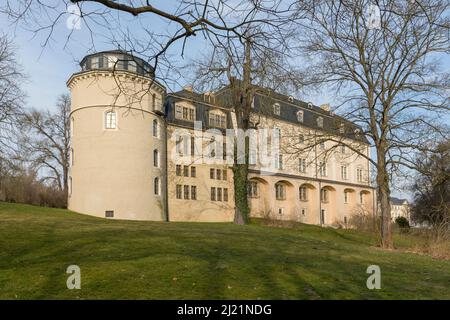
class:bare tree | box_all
[291,0,450,248]
[411,140,449,241]
[0,33,25,170]
[20,94,71,198]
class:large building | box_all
[67,51,376,225]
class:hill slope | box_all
[0,202,448,299]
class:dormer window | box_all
[317,116,323,128]
[339,123,345,134]
[297,110,304,123]
[175,103,195,122]
[273,103,281,115]
[308,102,313,109]
[107,55,118,69]
[209,110,227,128]
[288,96,294,102]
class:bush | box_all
[395,216,410,229]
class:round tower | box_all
[67,50,166,220]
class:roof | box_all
[390,197,408,205]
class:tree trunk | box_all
[233,163,249,224]
[231,38,252,225]
[376,146,393,249]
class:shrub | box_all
[395,216,410,229]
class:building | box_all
[390,197,410,221]
[67,50,376,225]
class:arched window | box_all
[152,119,159,138]
[344,190,349,203]
[275,183,286,200]
[248,181,259,198]
[105,111,117,129]
[359,192,364,204]
[154,177,160,195]
[320,188,329,203]
[153,149,159,167]
[299,186,308,201]
[70,148,74,166]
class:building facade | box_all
[67,51,376,225]
[390,197,410,221]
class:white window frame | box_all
[104,110,117,130]
[152,119,159,138]
[297,110,304,122]
[341,165,348,180]
[317,116,323,128]
[273,103,281,115]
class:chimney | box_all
[320,103,331,112]
[183,85,193,92]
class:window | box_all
[223,188,228,202]
[105,210,114,218]
[70,148,74,166]
[278,208,284,215]
[176,185,182,199]
[151,94,156,111]
[216,169,221,180]
[175,104,195,121]
[152,119,159,137]
[319,162,327,176]
[301,208,306,216]
[275,183,286,200]
[319,140,325,149]
[248,181,259,197]
[91,56,100,68]
[153,149,159,167]
[105,111,117,129]
[321,189,329,203]
[360,192,364,204]
[210,168,215,179]
[184,185,190,199]
[341,165,348,180]
[275,154,283,170]
[299,158,306,173]
[344,191,349,203]
[222,169,227,181]
[341,144,346,153]
[217,188,222,201]
[107,55,118,68]
[357,168,364,182]
[339,123,345,134]
[273,103,281,115]
[176,135,182,155]
[317,116,323,128]
[211,187,216,201]
[154,177,160,195]
[70,117,74,137]
[190,166,196,178]
[191,186,197,200]
[299,186,308,201]
[183,166,189,177]
[68,177,72,196]
[176,165,182,176]
[297,110,304,122]
[209,111,227,128]
[299,134,304,144]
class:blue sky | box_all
[1,3,448,201]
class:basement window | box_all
[105,210,114,218]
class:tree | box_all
[411,140,449,240]
[20,94,71,198]
[0,33,25,174]
[292,0,450,248]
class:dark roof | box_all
[164,90,233,131]
[390,197,408,205]
[214,85,369,144]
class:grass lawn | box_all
[0,202,449,299]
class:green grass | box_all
[0,202,449,299]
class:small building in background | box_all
[390,197,410,221]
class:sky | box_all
[1,2,448,201]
